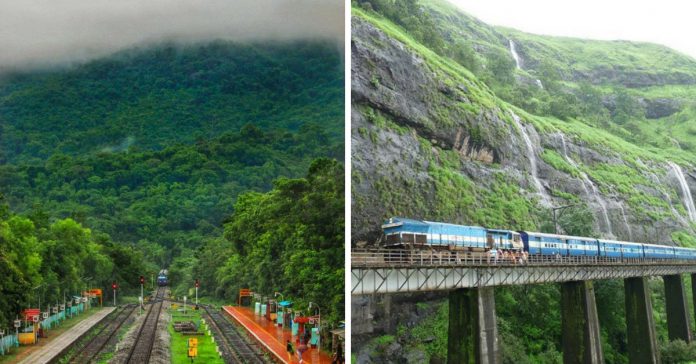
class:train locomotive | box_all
[382,217,696,261]
[157,269,168,286]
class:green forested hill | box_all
[0,40,343,253]
[0,40,344,329]
[0,40,343,163]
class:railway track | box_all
[65,304,138,364]
[125,287,166,364]
[202,305,268,364]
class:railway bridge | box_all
[352,249,696,364]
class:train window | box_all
[386,234,400,245]
[402,234,415,245]
[415,234,427,245]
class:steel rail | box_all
[125,287,165,364]
[202,305,267,364]
[66,304,137,364]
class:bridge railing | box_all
[351,249,693,268]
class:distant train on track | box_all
[382,217,696,260]
[157,269,168,286]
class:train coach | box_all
[382,217,696,261]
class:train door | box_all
[511,232,523,250]
[486,233,494,250]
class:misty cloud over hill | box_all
[0,0,344,71]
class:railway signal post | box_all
[140,275,145,315]
[195,279,199,306]
[112,282,118,307]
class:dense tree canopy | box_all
[0,196,153,328]
[170,159,345,325]
[0,124,341,253]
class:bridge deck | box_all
[352,249,696,294]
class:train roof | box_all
[382,217,426,228]
[642,242,676,248]
[486,228,519,234]
[520,231,596,241]
[382,217,484,230]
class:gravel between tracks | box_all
[148,304,171,364]
[108,306,148,364]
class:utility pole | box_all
[551,204,578,234]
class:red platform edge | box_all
[222,306,292,363]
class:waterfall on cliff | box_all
[559,134,614,236]
[618,205,632,241]
[511,112,550,206]
[509,39,522,69]
[668,161,696,221]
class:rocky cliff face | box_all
[352,16,696,246]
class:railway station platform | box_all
[223,306,331,363]
[17,307,115,364]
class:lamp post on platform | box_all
[308,302,321,347]
[13,319,20,347]
[32,284,45,312]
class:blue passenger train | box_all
[157,269,168,286]
[382,217,696,260]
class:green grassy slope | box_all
[418,0,696,155]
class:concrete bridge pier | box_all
[624,277,660,364]
[448,287,499,364]
[561,281,603,364]
[663,274,692,342]
[691,273,696,330]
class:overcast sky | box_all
[448,0,696,59]
[0,0,344,70]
